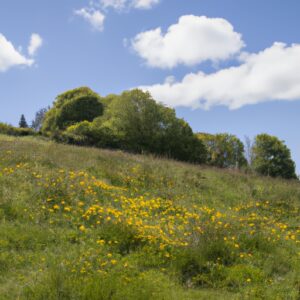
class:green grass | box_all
[0,134,299,299]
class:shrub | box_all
[0,122,35,136]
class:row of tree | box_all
[197,132,297,179]
[18,87,298,180]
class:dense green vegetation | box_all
[252,134,297,179]
[0,135,299,299]
[42,87,104,132]
[42,87,207,164]
[196,133,247,169]
[1,86,298,179]
[0,122,35,137]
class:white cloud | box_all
[28,33,43,56]
[132,0,160,9]
[75,8,105,31]
[0,33,34,72]
[139,43,300,109]
[131,15,244,68]
[75,0,159,32]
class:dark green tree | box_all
[252,134,297,179]
[19,114,28,128]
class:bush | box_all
[225,264,265,289]
[0,122,35,136]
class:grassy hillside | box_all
[0,134,299,299]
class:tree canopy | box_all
[65,89,207,164]
[252,134,297,179]
[42,87,104,132]
[197,133,247,168]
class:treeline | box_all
[42,88,207,164]
[0,87,298,180]
[0,122,34,136]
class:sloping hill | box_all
[0,134,299,299]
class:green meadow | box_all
[0,134,299,299]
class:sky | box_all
[1,0,300,173]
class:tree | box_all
[97,90,166,153]
[93,89,208,163]
[31,107,49,131]
[42,87,104,133]
[197,133,247,168]
[42,87,207,164]
[252,134,297,179]
[19,114,28,128]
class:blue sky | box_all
[1,0,300,172]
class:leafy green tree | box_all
[42,87,104,133]
[19,114,28,128]
[252,134,297,179]
[197,133,247,168]
[97,90,164,152]
[42,87,207,164]
[94,89,207,163]
[159,111,207,163]
[56,96,103,129]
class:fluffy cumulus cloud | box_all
[74,8,105,32]
[0,33,34,72]
[139,43,300,109]
[28,33,43,56]
[131,15,244,68]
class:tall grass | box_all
[0,134,299,299]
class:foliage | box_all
[197,133,247,168]
[63,121,110,147]
[252,133,297,179]
[0,135,299,299]
[0,122,35,136]
[42,87,104,132]
[19,114,28,128]
[91,89,207,163]
[38,86,300,176]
